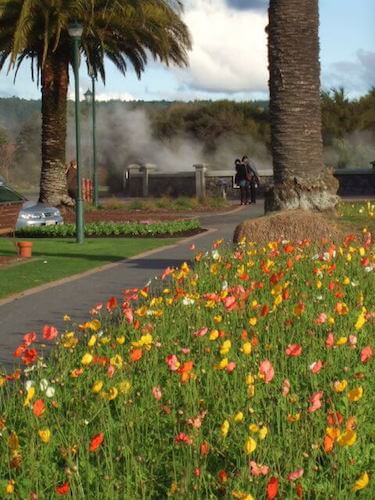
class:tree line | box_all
[0,88,374,191]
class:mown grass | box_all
[0,238,176,299]
[0,229,374,498]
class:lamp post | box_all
[85,65,98,207]
[68,21,84,243]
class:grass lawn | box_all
[0,237,177,299]
[338,200,375,233]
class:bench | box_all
[0,201,23,236]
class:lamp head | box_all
[68,21,83,39]
[84,89,93,103]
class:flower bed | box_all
[0,233,374,498]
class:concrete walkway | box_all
[0,202,264,369]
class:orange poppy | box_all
[130,348,143,362]
[33,399,46,418]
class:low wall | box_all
[123,166,375,198]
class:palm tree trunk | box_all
[265,0,338,212]
[39,48,73,206]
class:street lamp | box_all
[68,20,84,243]
[85,65,98,207]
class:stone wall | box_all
[123,166,375,198]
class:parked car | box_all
[0,177,63,229]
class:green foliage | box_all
[16,220,201,238]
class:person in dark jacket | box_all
[234,158,250,205]
[242,155,260,204]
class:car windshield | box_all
[0,185,24,202]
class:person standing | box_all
[65,160,77,200]
[234,158,250,205]
[242,155,260,204]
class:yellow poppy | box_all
[244,437,257,454]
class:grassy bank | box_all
[0,238,177,299]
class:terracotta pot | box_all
[16,241,33,258]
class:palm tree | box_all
[265,0,338,212]
[0,0,191,205]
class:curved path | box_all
[0,202,264,369]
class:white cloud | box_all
[177,0,268,94]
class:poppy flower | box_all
[165,354,180,371]
[249,461,269,476]
[193,326,208,337]
[285,344,302,357]
[287,468,304,481]
[352,472,369,492]
[218,470,229,483]
[130,349,143,362]
[226,361,236,373]
[23,331,37,346]
[266,477,279,499]
[174,432,192,445]
[42,325,58,341]
[22,348,38,365]
[244,437,257,454]
[309,360,323,373]
[259,359,275,383]
[325,333,335,348]
[337,429,357,447]
[200,440,210,456]
[308,391,323,413]
[89,432,104,452]
[38,429,51,443]
[55,483,70,495]
[347,387,363,402]
[106,296,118,312]
[360,345,373,363]
[152,386,162,401]
[33,399,46,417]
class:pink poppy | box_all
[361,345,373,363]
[285,344,303,357]
[122,307,133,324]
[193,327,208,337]
[107,365,115,378]
[250,461,269,476]
[42,325,58,341]
[161,266,174,280]
[259,359,275,383]
[23,332,37,346]
[348,335,357,346]
[223,296,237,311]
[226,361,236,373]
[314,312,327,324]
[308,391,323,413]
[282,379,291,396]
[152,386,162,401]
[325,332,335,348]
[287,468,304,481]
[180,347,191,354]
[165,354,180,371]
[309,360,323,374]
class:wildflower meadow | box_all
[1,229,374,498]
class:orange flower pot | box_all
[16,241,33,258]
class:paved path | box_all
[0,202,264,369]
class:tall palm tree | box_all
[265,0,338,212]
[0,0,191,205]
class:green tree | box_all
[265,0,338,212]
[0,0,191,205]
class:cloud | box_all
[177,0,268,94]
[323,49,375,96]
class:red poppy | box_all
[42,325,58,341]
[361,346,373,363]
[122,307,133,324]
[218,470,229,483]
[296,482,303,499]
[267,477,279,499]
[174,432,193,445]
[13,344,26,358]
[106,296,118,312]
[22,348,38,365]
[261,305,270,317]
[327,410,343,426]
[89,432,104,452]
[55,483,70,495]
[285,344,303,357]
[33,399,46,418]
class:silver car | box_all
[0,177,63,229]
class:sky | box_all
[0,0,373,102]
